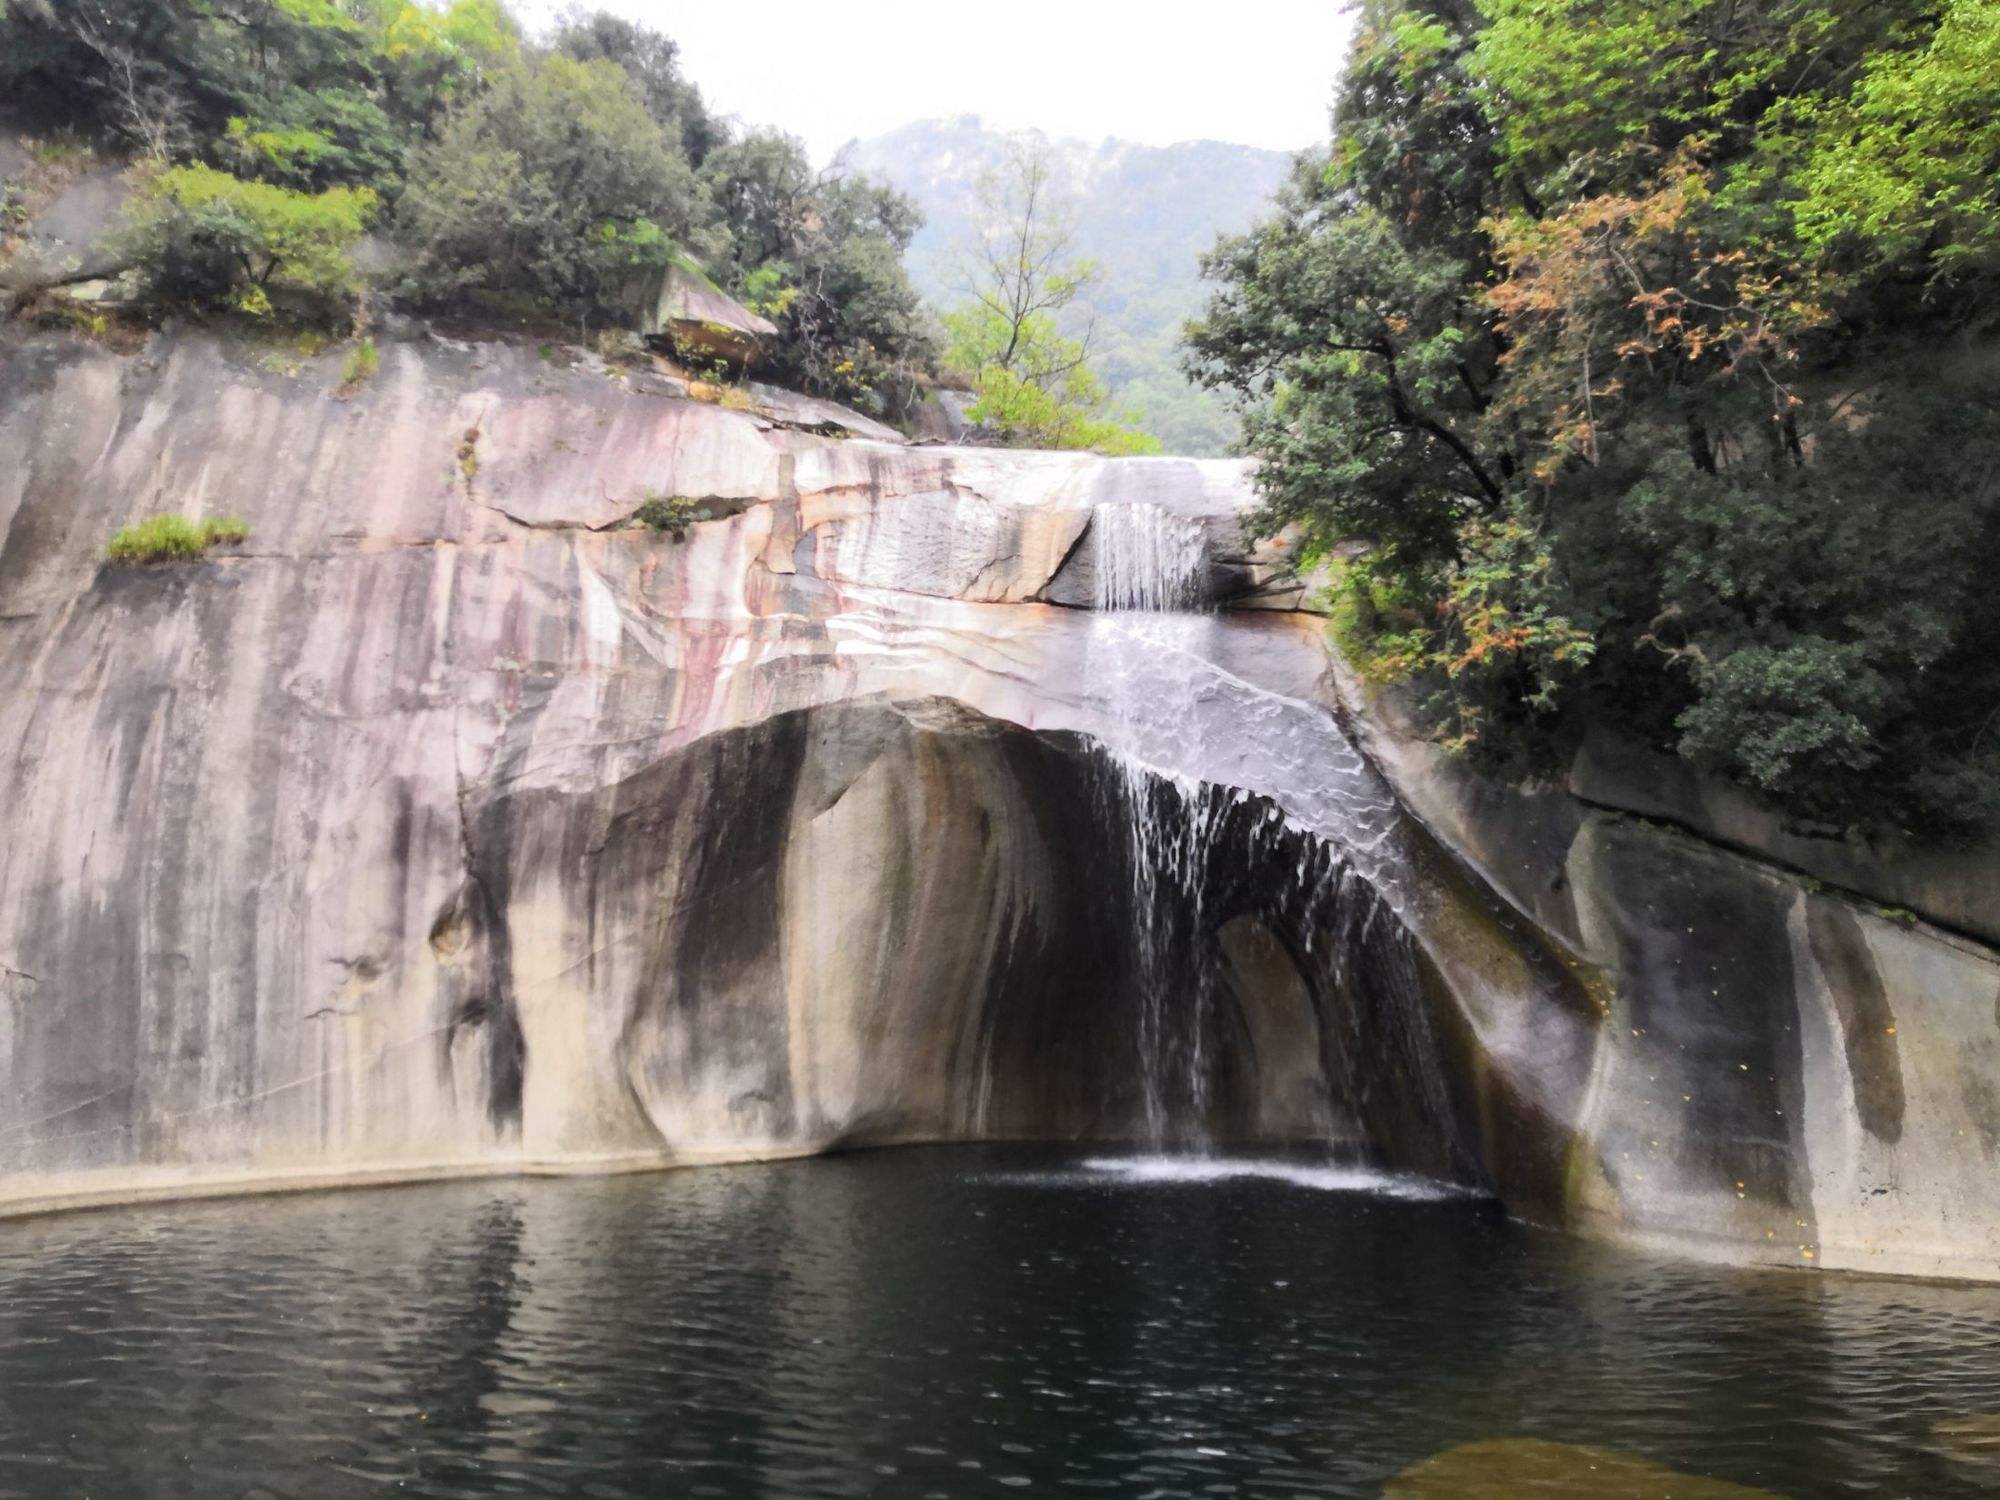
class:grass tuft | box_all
[338,337,379,392]
[107,515,251,564]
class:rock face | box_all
[1,328,1995,1285]
[1328,663,2000,1281]
[0,137,137,309]
[0,330,1347,1212]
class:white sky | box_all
[511,2,1357,163]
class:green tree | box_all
[396,52,714,318]
[946,140,1155,454]
[1193,0,2000,834]
[1187,1,1528,742]
[0,0,950,430]
[119,162,375,316]
[0,0,511,188]
[1795,1,2000,278]
[700,131,937,413]
[551,8,720,166]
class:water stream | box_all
[1080,498,1476,1168]
[1087,500,1225,1144]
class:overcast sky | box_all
[511,2,1357,163]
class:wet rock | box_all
[1386,1439,1781,1498]
[1932,1414,2000,1469]
[0,330,1348,1214]
[1326,644,2000,1281]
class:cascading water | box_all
[1077,493,1480,1177]
[1091,501,1207,613]
[1086,500,1223,1145]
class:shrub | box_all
[120,164,375,319]
[107,515,250,564]
[397,55,712,319]
[1193,1,2000,837]
[634,492,706,538]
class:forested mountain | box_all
[841,116,1292,455]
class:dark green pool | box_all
[1,1147,1997,1498]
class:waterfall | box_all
[1092,500,1208,613]
[1078,494,1479,1177]
[1087,502,1218,1146]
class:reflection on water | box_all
[1,1146,1998,1498]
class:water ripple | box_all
[0,1147,1997,1498]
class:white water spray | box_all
[1086,502,1220,1145]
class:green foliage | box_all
[109,515,209,563]
[107,513,250,563]
[1090,322,1241,456]
[1794,1,2000,277]
[1191,184,1499,564]
[945,305,1157,455]
[202,514,250,545]
[1,1,946,407]
[1194,0,2000,835]
[842,118,1293,455]
[551,8,719,165]
[1,0,425,184]
[1325,555,1433,686]
[698,131,936,413]
[397,53,710,318]
[339,336,380,388]
[944,142,1157,455]
[634,492,707,538]
[120,164,375,316]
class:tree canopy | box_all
[396,52,711,314]
[699,129,937,415]
[1191,0,2000,835]
[0,0,937,413]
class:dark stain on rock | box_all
[1806,902,1905,1145]
[1964,1068,2000,1158]
[1590,821,1815,1218]
[428,770,529,1135]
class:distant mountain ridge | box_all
[838,116,1293,456]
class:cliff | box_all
[0,327,1994,1283]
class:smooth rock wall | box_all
[3,327,1995,1285]
[0,331,1347,1214]
[1328,657,2000,1280]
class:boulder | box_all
[627,257,777,368]
[0,132,137,303]
[1388,1440,1781,1498]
